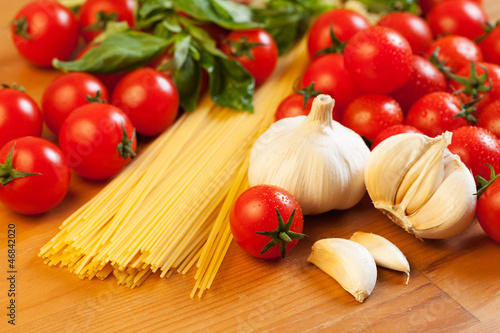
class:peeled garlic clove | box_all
[307,238,377,303]
[350,232,410,284]
[365,132,477,239]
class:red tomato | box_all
[390,55,447,113]
[307,9,370,59]
[230,185,305,259]
[425,35,483,73]
[111,68,179,137]
[0,137,71,215]
[405,92,468,137]
[377,11,433,55]
[341,94,404,140]
[371,125,423,150]
[274,93,313,122]
[58,103,136,180]
[0,87,43,149]
[477,100,500,138]
[221,29,279,86]
[302,53,359,120]
[419,0,483,16]
[79,0,136,43]
[448,126,500,183]
[448,62,500,114]
[344,26,413,94]
[478,25,500,65]
[10,0,79,67]
[42,72,109,135]
[427,0,487,40]
[477,174,500,243]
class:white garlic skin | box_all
[248,95,370,215]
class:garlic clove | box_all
[307,238,377,303]
[350,232,410,284]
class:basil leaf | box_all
[53,31,169,74]
[173,54,202,112]
[173,0,260,30]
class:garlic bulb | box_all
[248,94,370,215]
[365,132,477,239]
[307,238,377,303]
[350,232,410,284]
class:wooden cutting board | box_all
[1,1,500,331]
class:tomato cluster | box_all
[275,1,500,243]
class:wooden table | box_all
[1,1,500,332]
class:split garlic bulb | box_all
[248,94,370,215]
[365,132,477,239]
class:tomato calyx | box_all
[475,20,500,43]
[11,16,32,40]
[116,125,136,160]
[223,36,264,61]
[475,164,500,198]
[294,81,321,109]
[0,143,41,186]
[446,62,492,100]
[315,24,346,57]
[86,90,108,104]
[454,97,483,123]
[256,208,307,259]
[0,83,25,92]
[83,11,119,32]
[429,47,452,74]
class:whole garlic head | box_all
[248,95,370,215]
[365,132,477,239]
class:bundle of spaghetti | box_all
[39,39,309,296]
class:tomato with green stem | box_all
[274,82,321,122]
[426,35,483,73]
[230,185,306,259]
[476,165,500,243]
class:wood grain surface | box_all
[1,1,500,332]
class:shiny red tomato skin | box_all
[112,68,179,137]
[344,26,413,94]
[221,29,278,86]
[377,12,433,55]
[230,185,304,260]
[274,93,313,122]
[79,0,136,43]
[427,0,488,40]
[478,25,500,65]
[10,0,79,67]
[419,0,483,16]
[42,72,109,135]
[0,137,71,215]
[371,125,423,150]
[425,35,483,73]
[58,103,136,180]
[477,100,500,138]
[390,55,447,114]
[0,88,43,149]
[405,92,467,137]
[307,9,370,59]
[477,179,500,243]
[302,53,359,120]
[342,94,404,140]
[447,126,500,184]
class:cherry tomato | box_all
[377,11,433,55]
[448,126,500,184]
[42,72,109,135]
[425,35,483,73]
[274,93,313,122]
[477,100,500,138]
[390,55,447,113]
[477,175,500,243]
[302,53,359,120]
[221,29,279,86]
[230,185,305,259]
[419,0,483,16]
[79,0,136,43]
[371,125,423,150]
[341,94,404,140]
[10,0,79,67]
[427,0,487,40]
[58,103,136,180]
[344,26,413,94]
[0,87,43,149]
[307,8,369,59]
[111,68,179,137]
[0,137,71,215]
[478,25,500,65]
[405,92,468,137]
